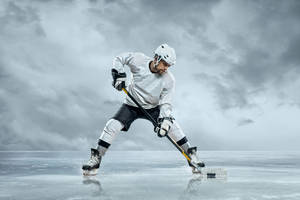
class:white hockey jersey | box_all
[112,52,175,118]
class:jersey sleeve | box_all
[159,74,175,118]
[112,52,139,73]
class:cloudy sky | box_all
[0,0,300,151]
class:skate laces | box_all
[87,155,99,166]
[190,151,202,165]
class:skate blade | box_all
[192,169,202,174]
[193,168,227,179]
[82,169,98,176]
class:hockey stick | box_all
[121,87,196,167]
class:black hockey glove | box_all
[154,117,173,137]
[111,69,126,91]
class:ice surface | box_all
[1,151,300,200]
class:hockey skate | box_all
[187,147,205,174]
[82,148,102,176]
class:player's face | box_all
[156,59,170,74]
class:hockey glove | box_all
[155,117,173,137]
[111,69,126,91]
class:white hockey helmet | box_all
[154,43,176,66]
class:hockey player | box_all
[82,44,205,175]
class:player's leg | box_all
[168,120,205,173]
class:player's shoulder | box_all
[131,52,151,61]
[127,52,151,69]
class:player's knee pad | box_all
[168,120,185,141]
[99,119,123,143]
[103,119,124,136]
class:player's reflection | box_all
[179,174,227,200]
[82,176,112,199]
[177,176,203,200]
[183,176,204,198]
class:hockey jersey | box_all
[112,52,175,118]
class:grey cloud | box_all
[1,2,39,24]
[192,0,300,111]
[0,2,45,38]
[87,0,221,53]
[194,73,254,110]
[227,48,272,87]
[103,100,122,106]
[1,0,300,151]
[281,36,300,68]
[237,118,254,126]
[0,70,109,150]
[213,83,250,110]
[0,1,106,150]
[228,0,300,83]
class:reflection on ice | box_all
[0,151,300,200]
